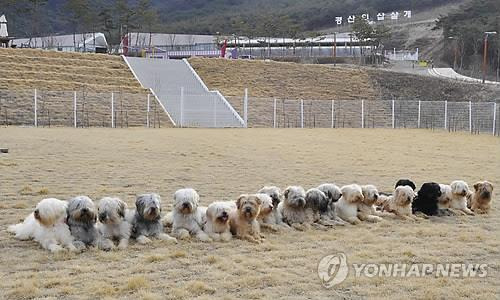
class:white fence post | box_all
[73,91,77,128]
[244,88,248,128]
[213,94,217,127]
[111,92,115,128]
[146,94,150,128]
[361,100,364,128]
[180,87,184,127]
[391,99,395,129]
[493,102,497,135]
[300,99,304,128]
[444,100,448,130]
[469,101,472,133]
[418,100,421,128]
[34,89,38,127]
[273,98,277,128]
[331,100,334,128]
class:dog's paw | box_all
[48,244,64,253]
[99,239,115,251]
[137,235,152,244]
[117,239,128,250]
[158,233,178,244]
[72,241,86,252]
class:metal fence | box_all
[227,97,499,135]
[0,89,171,128]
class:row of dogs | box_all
[7,179,494,252]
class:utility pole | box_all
[483,31,497,84]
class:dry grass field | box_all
[0,48,145,93]
[189,58,377,100]
[0,128,499,299]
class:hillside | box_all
[0,48,172,127]
[189,58,500,101]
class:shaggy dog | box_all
[170,188,211,242]
[277,186,309,230]
[380,186,418,220]
[468,181,494,214]
[395,179,417,191]
[8,198,77,252]
[256,193,282,231]
[257,186,289,228]
[97,197,131,250]
[335,184,364,225]
[448,180,474,215]
[317,183,346,225]
[204,201,236,242]
[358,185,384,222]
[304,188,337,229]
[437,184,452,211]
[412,182,442,216]
[229,194,263,243]
[67,196,99,250]
[129,193,177,244]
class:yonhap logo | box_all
[317,253,349,288]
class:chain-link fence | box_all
[0,89,173,128]
[227,97,499,135]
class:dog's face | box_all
[438,184,452,205]
[418,182,442,200]
[394,186,415,207]
[256,193,274,217]
[136,193,162,221]
[174,188,199,215]
[473,181,494,201]
[395,179,416,191]
[206,202,235,225]
[361,185,379,205]
[68,196,97,224]
[450,180,469,197]
[98,197,127,225]
[236,194,261,220]
[283,186,306,208]
[341,184,364,203]
[305,188,327,211]
[258,186,282,208]
[34,198,68,227]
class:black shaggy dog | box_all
[395,179,417,191]
[412,182,442,216]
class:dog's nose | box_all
[150,207,157,213]
[374,194,378,200]
[245,207,251,213]
[99,213,107,220]
[221,211,228,217]
[82,207,89,213]
[182,203,189,208]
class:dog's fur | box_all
[256,193,283,231]
[128,193,177,244]
[358,185,384,222]
[335,184,364,225]
[448,180,474,215]
[277,186,309,230]
[395,179,416,191]
[97,197,131,250]
[257,186,289,229]
[204,201,235,242]
[170,188,211,242]
[412,182,442,216]
[304,188,337,229]
[468,181,494,214]
[67,196,99,250]
[317,183,346,225]
[8,198,76,252]
[229,194,263,243]
[381,186,419,220]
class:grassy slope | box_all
[0,128,498,299]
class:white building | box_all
[13,32,108,53]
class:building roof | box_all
[127,33,216,47]
[13,32,108,48]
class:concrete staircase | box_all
[123,57,244,128]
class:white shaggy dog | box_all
[97,197,131,250]
[381,186,419,221]
[204,201,236,242]
[277,186,309,231]
[257,186,289,229]
[8,198,77,252]
[358,185,384,222]
[335,184,364,225]
[317,183,346,225]
[437,184,452,210]
[170,188,211,242]
[449,180,474,215]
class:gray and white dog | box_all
[317,183,347,225]
[67,195,99,251]
[97,197,131,250]
[128,193,177,244]
[277,186,309,231]
[257,186,289,229]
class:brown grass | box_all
[189,57,377,100]
[0,128,498,299]
[0,48,145,93]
